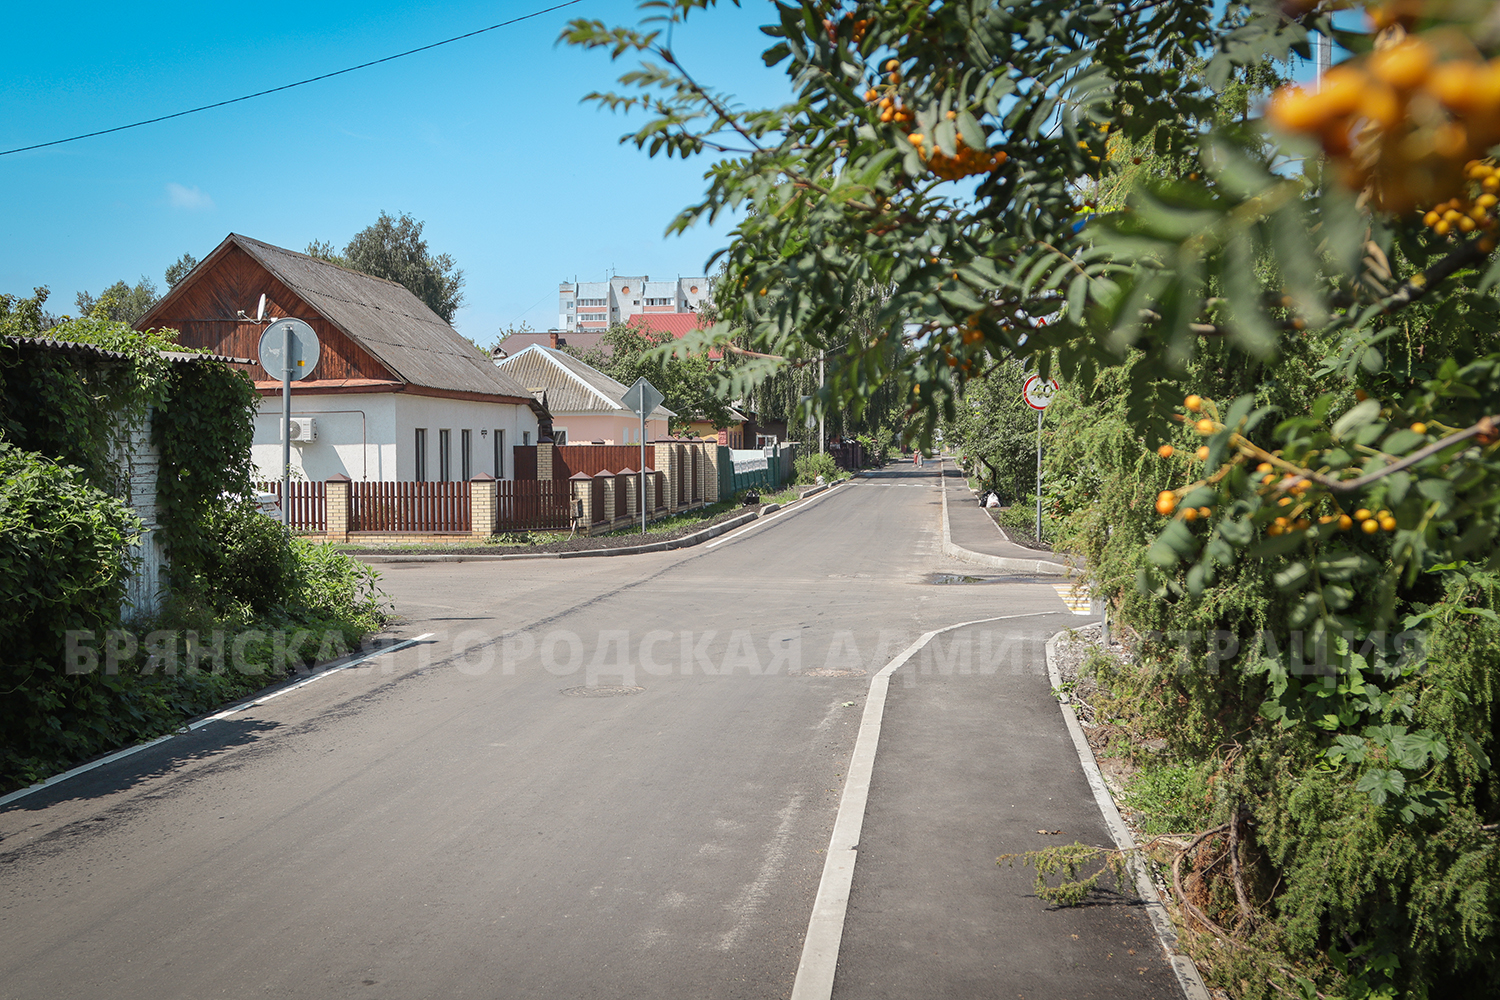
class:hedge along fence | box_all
[0,307,281,785]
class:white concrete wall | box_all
[251,393,538,482]
[118,418,167,619]
[551,412,670,445]
[252,394,397,483]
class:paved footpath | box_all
[830,464,1178,999]
[941,464,1069,564]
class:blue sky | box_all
[2,1,791,340]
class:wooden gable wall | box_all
[148,244,395,384]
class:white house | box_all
[137,233,543,483]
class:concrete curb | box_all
[356,509,763,564]
[937,469,1072,577]
[1044,630,1211,1000]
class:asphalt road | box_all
[0,463,1179,999]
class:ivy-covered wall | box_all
[0,289,388,790]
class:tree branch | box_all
[1235,416,1499,493]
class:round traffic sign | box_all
[258,319,321,382]
[1023,375,1060,410]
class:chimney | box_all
[549,330,558,349]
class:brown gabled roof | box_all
[140,233,534,401]
[495,345,674,420]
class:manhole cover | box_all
[802,668,867,678]
[560,685,644,697]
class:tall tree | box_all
[74,277,157,325]
[309,212,465,323]
[164,252,199,288]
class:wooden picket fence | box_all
[350,481,471,532]
[496,479,571,531]
[256,481,327,531]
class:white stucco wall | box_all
[118,418,167,619]
[251,392,539,483]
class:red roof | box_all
[625,312,720,359]
[626,313,704,337]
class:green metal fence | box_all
[719,443,799,497]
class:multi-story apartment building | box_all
[558,274,712,333]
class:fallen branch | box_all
[1228,805,1258,932]
[1170,823,1251,948]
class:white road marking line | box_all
[706,481,847,549]
[0,633,434,808]
[789,610,1059,1000]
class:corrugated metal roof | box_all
[2,335,251,365]
[229,234,534,401]
[495,345,674,419]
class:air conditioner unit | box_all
[282,417,317,442]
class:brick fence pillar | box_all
[470,474,496,538]
[623,470,638,520]
[704,445,720,503]
[537,441,554,481]
[653,443,674,512]
[325,474,351,542]
[601,477,616,527]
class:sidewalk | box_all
[937,461,1074,575]
[830,616,1184,1000]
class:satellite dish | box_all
[255,293,267,323]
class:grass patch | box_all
[603,498,740,536]
[1120,760,1214,835]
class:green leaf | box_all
[1314,546,1379,580]
[1274,561,1309,591]
[1356,768,1406,807]
[1332,399,1381,439]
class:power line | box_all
[0,0,587,157]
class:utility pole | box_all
[818,351,826,454]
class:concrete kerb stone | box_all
[938,470,1072,577]
[355,510,762,564]
[354,483,841,565]
[1043,629,1211,1000]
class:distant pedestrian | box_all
[913,450,923,469]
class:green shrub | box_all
[0,445,139,773]
[198,503,302,615]
[1122,761,1214,835]
[794,451,838,484]
[292,537,390,632]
